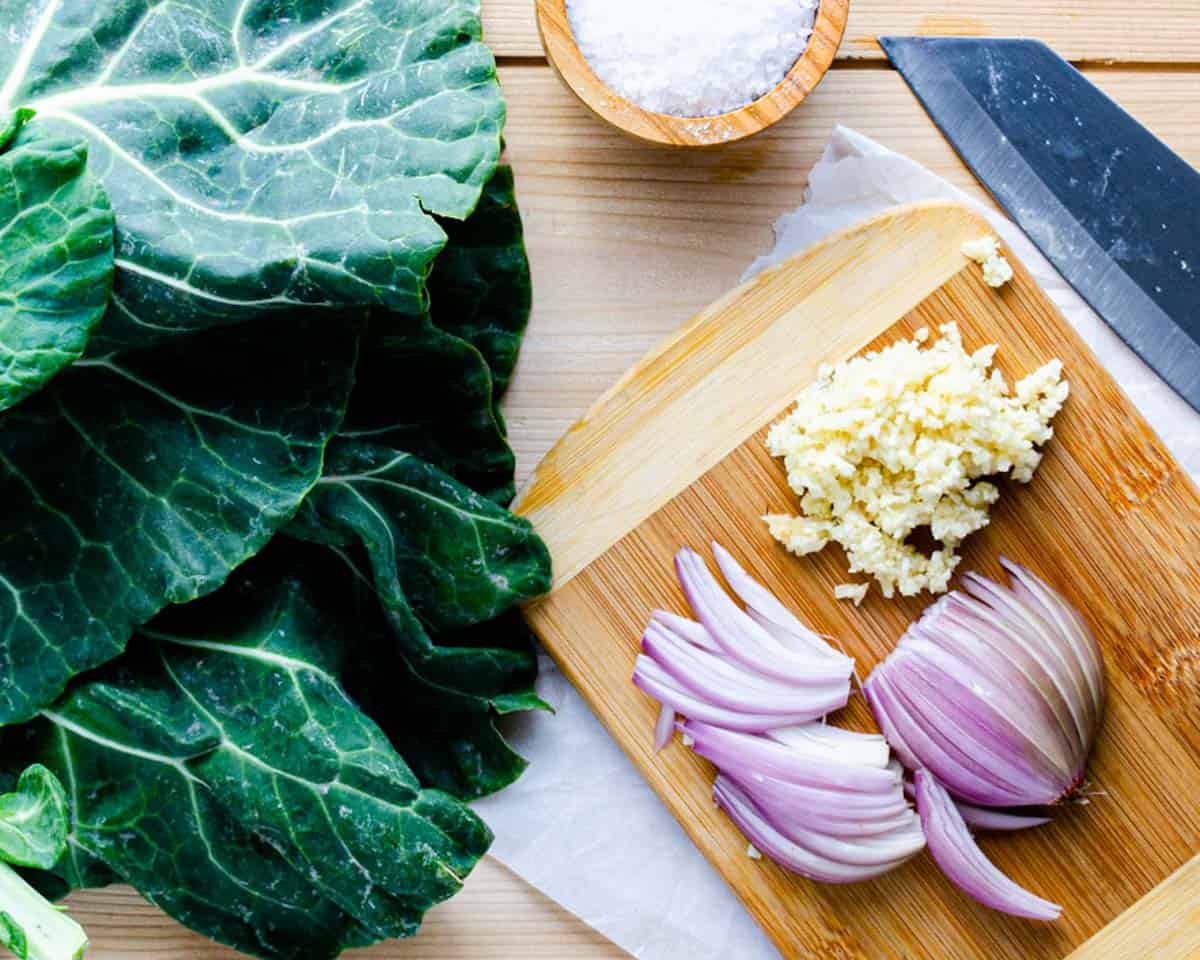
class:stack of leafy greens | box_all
[0,1,551,956]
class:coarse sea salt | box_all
[566,0,820,118]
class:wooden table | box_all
[75,2,1200,957]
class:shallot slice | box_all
[653,704,675,752]
[642,625,848,718]
[633,658,822,732]
[649,609,722,653]
[903,781,1051,832]
[1002,558,1104,721]
[767,723,891,769]
[714,778,920,884]
[915,770,1061,920]
[675,548,852,685]
[738,772,910,819]
[954,804,1052,833]
[682,721,900,795]
[743,783,918,849]
[711,542,852,666]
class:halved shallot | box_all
[866,561,1105,918]
[864,560,1105,808]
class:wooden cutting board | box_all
[516,201,1200,960]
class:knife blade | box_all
[880,36,1200,412]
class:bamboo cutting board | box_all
[517,201,1200,960]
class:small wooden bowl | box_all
[535,0,850,147]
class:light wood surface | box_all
[534,0,848,146]
[520,202,1200,959]
[485,0,1200,62]
[66,0,1200,956]
[62,860,623,959]
[500,65,1200,491]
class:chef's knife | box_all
[880,37,1200,412]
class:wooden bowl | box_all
[535,0,850,147]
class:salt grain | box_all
[566,0,820,118]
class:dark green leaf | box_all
[428,165,532,401]
[1,0,506,350]
[333,163,531,506]
[0,122,113,410]
[4,698,362,960]
[341,315,515,504]
[0,315,357,724]
[289,441,551,700]
[337,605,540,800]
[0,765,67,870]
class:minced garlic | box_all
[961,235,1014,288]
[834,583,870,607]
[765,323,1068,599]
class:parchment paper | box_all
[475,126,1200,960]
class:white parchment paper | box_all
[475,126,1200,960]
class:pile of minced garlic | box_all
[765,323,1069,600]
[566,0,819,118]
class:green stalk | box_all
[0,863,86,960]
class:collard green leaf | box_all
[0,765,85,960]
[3,546,499,958]
[0,315,357,724]
[289,440,551,701]
[272,542,543,801]
[428,165,532,401]
[345,611,542,800]
[4,693,364,960]
[341,315,516,504]
[0,765,67,870]
[0,0,505,351]
[336,164,531,506]
[0,121,113,410]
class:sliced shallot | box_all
[675,548,853,687]
[903,781,1051,832]
[715,778,921,884]
[642,623,847,718]
[634,542,916,890]
[653,704,675,752]
[681,721,899,794]
[767,723,891,769]
[650,609,722,653]
[633,657,822,733]
[915,770,1061,920]
[711,542,852,665]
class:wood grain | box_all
[533,0,847,146]
[499,65,1200,490]
[520,202,1200,959]
[64,860,623,959]
[1067,855,1200,959]
[483,0,1200,63]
